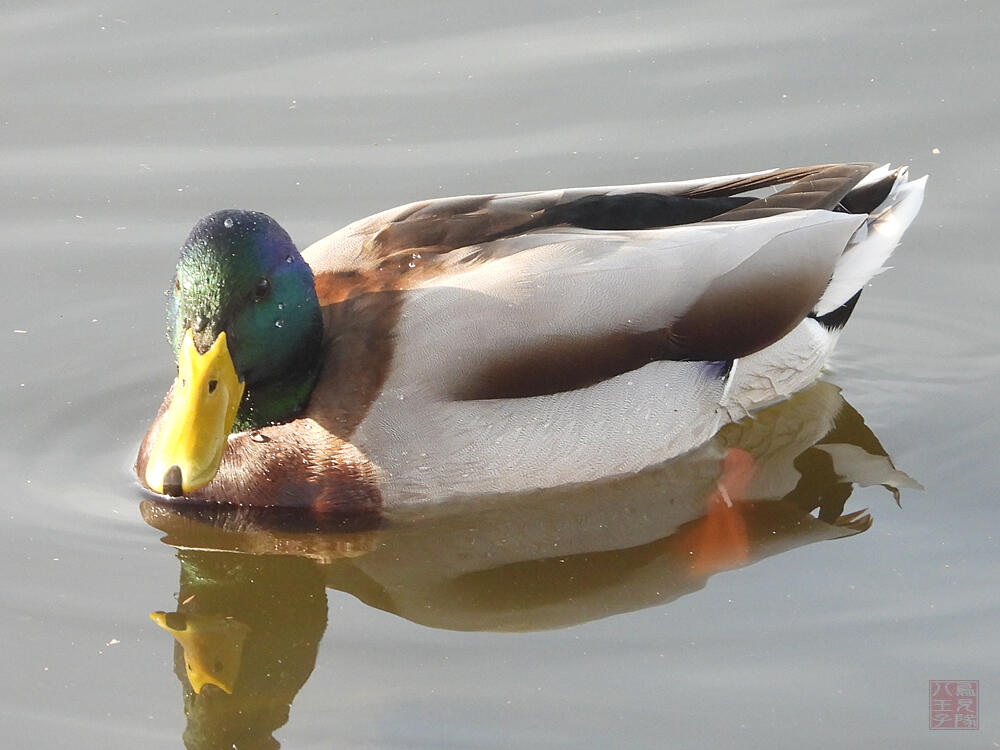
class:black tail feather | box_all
[811,289,863,331]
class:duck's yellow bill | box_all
[144,329,245,496]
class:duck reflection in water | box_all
[143,382,917,749]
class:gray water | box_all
[2,1,998,747]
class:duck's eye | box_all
[173,277,181,294]
[253,277,271,302]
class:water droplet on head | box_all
[285,255,293,264]
[407,262,416,268]
[223,217,234,229]
[274,319,284,328]
[277,303,284,310]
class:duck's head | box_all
[144,210,323,497]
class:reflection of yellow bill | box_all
[144,330,244,495]
[150,611,250,694]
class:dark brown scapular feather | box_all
[703,163,875,222]
[683,163,842,197]
[359,164,865,263]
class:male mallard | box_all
[137,162,925,512]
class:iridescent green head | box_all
[168,210,324,431]
[144,210,323,496]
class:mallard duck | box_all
[136,162,925,511]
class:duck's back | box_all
[302,164,925,504]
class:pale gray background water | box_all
[2,1,998,747]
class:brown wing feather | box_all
[683,163,843,197]
[354,164,871,264]
[703,163,875,221]
[366,195,524,258]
